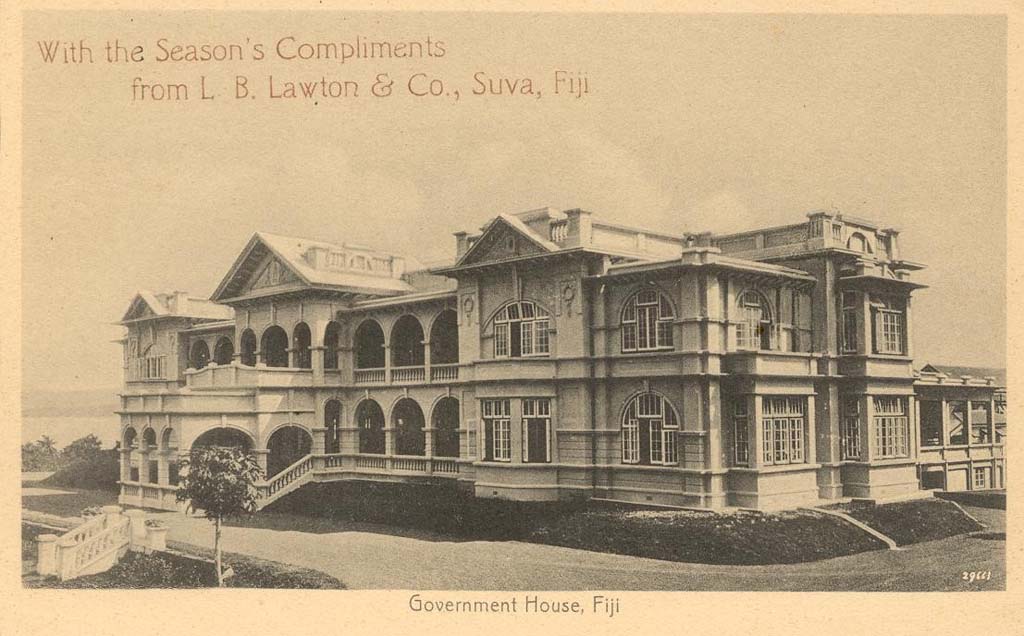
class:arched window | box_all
[354,320,386,369]
[355,400,385,454]
[429,309,459,365]
[736,291,773,351]
[239,329,257,366]
[261,326,289,367]
[190,340,210,370]
[391,315,425,367]
[847,232,872,254]
[621,289,675,352]
[324,322,341,370]
[213,337,234,365]
[293,322,312,369]
[621,392,679,466]
[324,399,342,454]
[492,300,550,358]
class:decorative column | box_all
[311,346,326,385]
[423,340,432,382]
[424,426,434,457]
[120,448,131,482]
[383,343,392,383]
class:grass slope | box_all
[260,481,886,565]
[834,499,984,546]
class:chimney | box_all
[172,291,189,314]
[454,231,470,258]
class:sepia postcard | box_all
[2,2,1020,635]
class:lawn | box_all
[829,498,984,546]
[21,487,118,518]
[254,481,887,565]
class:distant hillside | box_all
[22,387,119,418]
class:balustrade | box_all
[390,366,425,383]
[354,368,386,384]
[430,363,459,382]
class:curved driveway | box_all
[154,507,1004,591]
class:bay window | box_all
[736,291,773,351]
[841,397,861,460]
[871,295,906,355]
[761,397,806,465]
[872,396,909,459]
[621,289,675,352]
[841,291,859,353]
[733,400,750,466]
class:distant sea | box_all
[21,415,120,448]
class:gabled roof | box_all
[118,290,233,325]
[211,232,419,302]
[455,213,560,267]
[918,364,1006,387]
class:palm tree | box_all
[36,435,57,455]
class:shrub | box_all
[38,450,120,492]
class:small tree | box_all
[176,446,263,586]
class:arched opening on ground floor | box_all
[356,399,385,454]
[266,425,312,477]
[393,398,425,456]
[191,427,254,451]
[431,397,460,458]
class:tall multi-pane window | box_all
[493,301,550,358]
[841,292,859,353]
[621,289,674,352]
[736,291,773,351]
[621,392,679,465]
[733,400,749,466]
[841,397,861,460]
[481,399,511,462]
[522,398,551,463]
[873,396,909,459]
[871,296,906,355]
[761,397,806,465]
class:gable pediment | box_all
[459,218,551,266]
[212,234,313,301]
[247,255,302,292]
[119,293,166,323]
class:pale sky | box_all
[22,12,1006,392]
